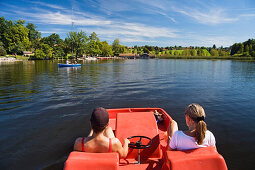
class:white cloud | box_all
[172,7,238,25]
[8,2,178,42]
[27,1,66,10]
[77,21,178,42]
[240,13,255,17]
[133,0,241,25]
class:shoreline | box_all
[157,55,255,61]
[1,55,255,61]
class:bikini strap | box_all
[109,138,112,152]
[81,137,85,152]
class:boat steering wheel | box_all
[127,136,153,149]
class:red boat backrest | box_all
[115,112,161,160]
[64,151,119,170]
[162,146,228,170]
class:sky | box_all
[1,0,255,47]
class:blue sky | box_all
[1,0,255,47]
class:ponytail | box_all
[195,120,207,145]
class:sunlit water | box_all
[0,59,255,170]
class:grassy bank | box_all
[158,55,255,61]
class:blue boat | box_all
[58,64,81,67]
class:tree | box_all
[244,44,249,52]
[53,46,65,58]
[66,31,89,58]
[190,49,197,56]
[182,50,187,56]
[0,41,7,56]
[87,40,101,56]
[10,42,24,55]
[249,44,253,54]
[197,49,202,56]
[41,33,63,47]
[143,47,149,54]
[230,43,241,55]
[251,51,255,57]
[210,49,219,56]
[100,41,113,56]
[240,44,244,54]
[41,34,64,58]
[133,48,137,54]
[34,49,45,59]
[112,38,121,56]
[212,44,216,49]
[26,23,41,50]
[137,48,143,55]
[4,19,30,54]
[34,43,53,59]
[86,32,102,56]
[0,17,8,49]
[89,32,99,41]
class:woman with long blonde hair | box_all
[168,103,216,150]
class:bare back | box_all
[73,126,130,158]
[83,135,111,153]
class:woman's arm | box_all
[113,138,130,158]
[166,119,178,149]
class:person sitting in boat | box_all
[73,107,130,158]
[167,103,216,151]
[66,60,69,64]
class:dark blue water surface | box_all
[0,59,255,170]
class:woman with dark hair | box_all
[168,103,216,150]
[74,107,130,158]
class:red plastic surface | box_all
[115,112,161,161]
[162,146,228,170]
[109,118,116,130]
[64,151,119,170]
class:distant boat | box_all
[58,63,81,67]
[85,57,97,61]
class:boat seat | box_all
[64,152,119,170]
[108,118,116,131]
[162,146,228,170]
[115,112,161,161]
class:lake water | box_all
[0,59,255,170]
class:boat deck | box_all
[107,108,170,169]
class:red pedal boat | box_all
[64,108,228,170]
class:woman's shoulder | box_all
[174,130,184,135]
[173,130,192,139]
[74,137,84,151]
[205,130,215,137]
[205,130,216,145]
